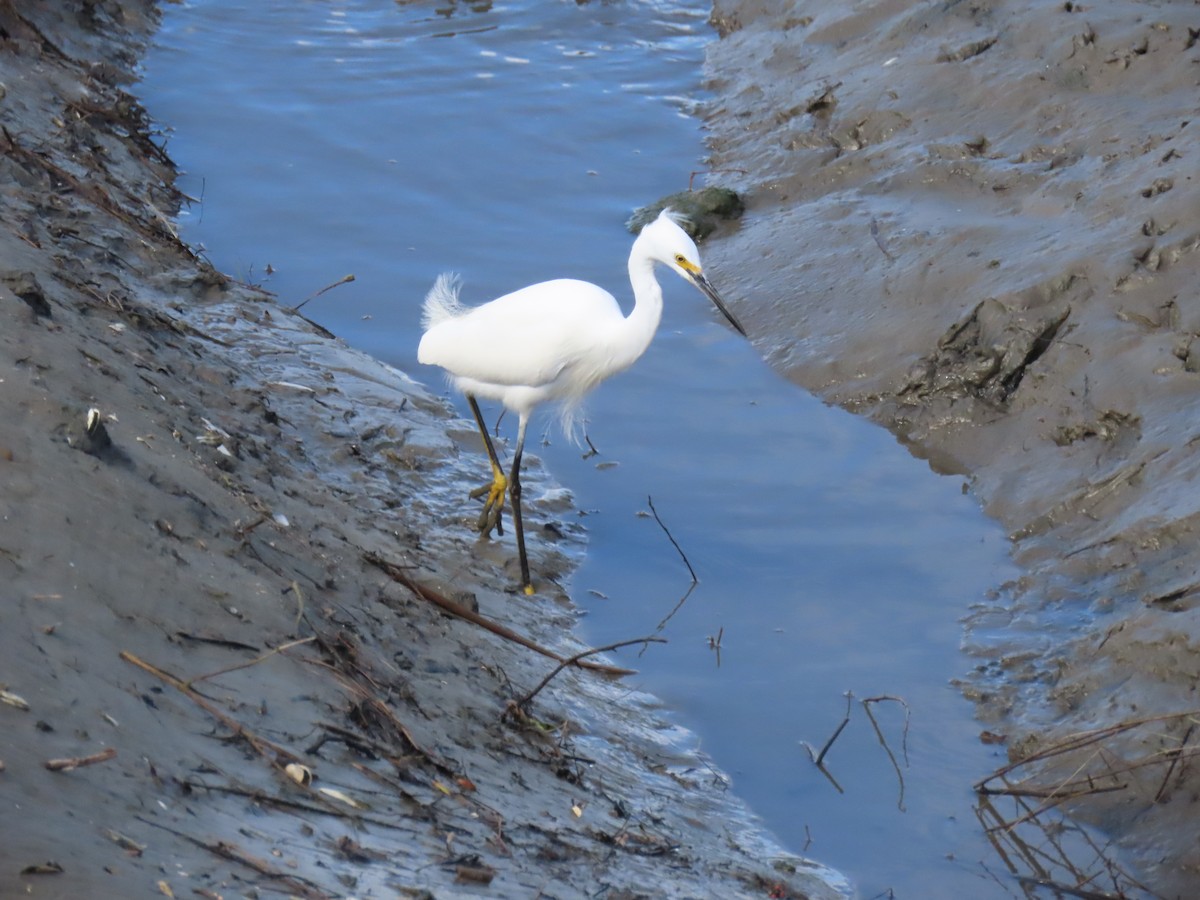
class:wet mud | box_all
[704,0,1199,894]
[0,3,847,898]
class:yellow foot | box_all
[523,583,535,596]
[468,470,507,536]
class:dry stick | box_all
[980,732,1200,824]
[1067,818,1158,899]
[975,708,1200,792]
[1154,722,1194,803]
[302,655,461,778]
[178,778,408,831]
[362,551,635,677]
[119,651,304,765]
[0,126,183,250]
[514,636,666,711]
[988,744,1122,833]
[121,651,375,825]
[647,495,697,583]
[817,692,854,768]
[1011,804,1150,900]
[189,636,316,686]
[981,780,1128,802]
[990,795,1056,885]
[44,747,117,772]
[292,274,356,312]
[974,797,1022,878]
[291,580,306,630]
[1009,792,1120,892]
[798,699,851,794]
[1008,792,1084,883]
[869,217,895,261]
[647,495,699,635]
[862,695,911,812]
[1013,875,1126,900]
[988,784,1127,835]
[863,694,911,765]
[134,815,330,900]
[990,764,1129,835]
[707,625,724,668]
[978,792,1141,900]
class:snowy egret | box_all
[417,209,745,594]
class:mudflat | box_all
[0,3,844,898]
[705,0,1200,894]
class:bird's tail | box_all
[421,272,464,329]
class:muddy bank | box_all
[703,0,1199,894]
[0,3,847,897]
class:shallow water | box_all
[141,2,1019,895]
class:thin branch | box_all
[862,695,910,812]
[363,551,635,677]
[44,747,117,772]
[292,274,355,312]
[514,636,666,711]
[976,709,1200,792]
[189,636,316,685]
[653,581,697,636]
[134,816,330,899]
[176,777,410,831]
[647,495,697,583]
[119,650,303,765]
[804,692,853,769]
[1154,722,1194,803]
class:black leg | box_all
[509,414,533,595]
[466,395,506,536]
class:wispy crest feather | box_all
[421,272,464,330]
[659,207,692,230]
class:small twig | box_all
[290,580,306,630]
[862,695,910,811]
[307,662,461,779]
[119,651,303,765]
[805,692,853,768]
[653,581,697,637]
[189,636,315,686]
[975,709,1200,792]
[647,495,697,584]
[177,778,409,831]
[1013,874,1127,900]
[645,495,700,639]
[292,274,355,312]
[513,636,665,711]
[869,217,895,261]
[44,747,117,772]
[233,515,268,540]
[134,816,330,899]
[1154,722,1194,803]
[707,626,724,667]
[363,551,635,676]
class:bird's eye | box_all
[674,253,687,265]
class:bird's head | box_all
[637,208,746,337]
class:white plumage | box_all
[417,209,744,594]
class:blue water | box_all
[141,2,1018,896]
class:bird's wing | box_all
[418,279,622,388]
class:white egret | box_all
[417,208,745,595]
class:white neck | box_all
[614,251,663,372]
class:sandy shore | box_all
[704,0,1199,894]
[0,4,846,898]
